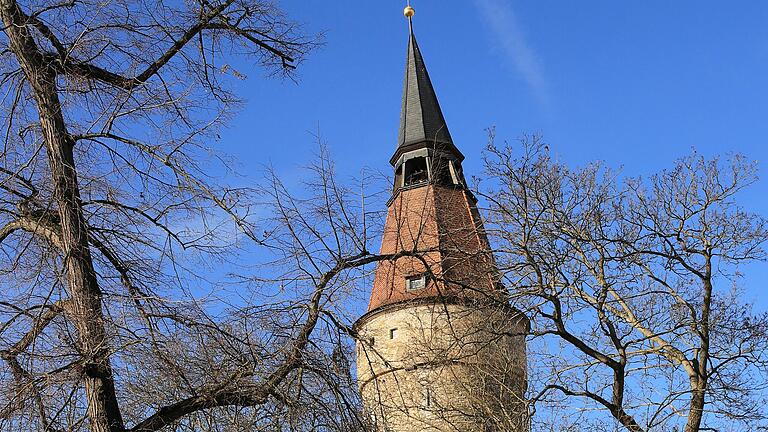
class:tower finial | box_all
[404,3,415,34]
[403,4,415,18]
[393,0,461,166]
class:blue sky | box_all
[219,1,768,307]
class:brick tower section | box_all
[354,13,529,431]
[356,184,529,432]
[368,184,500,311]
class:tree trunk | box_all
[612,368,645,432]
[685,263,713,432]
[0,1,125,431]
[685,385,706,432]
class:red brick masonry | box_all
[367,184,504,311]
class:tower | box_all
[354,6,529,432]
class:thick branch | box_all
[129,250,422,431]
[0,215,63,248]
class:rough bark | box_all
[0,1,125,431]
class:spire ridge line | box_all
[392,11,462,165]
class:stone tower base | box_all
[355,299,529,432]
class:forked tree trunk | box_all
[0,1,125,431]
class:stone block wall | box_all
[356,301,529,432]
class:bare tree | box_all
[0,1,407,431]
[480,132,768,431]
[0,2,527,429]
[3,2,765,431]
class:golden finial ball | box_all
[404,6,415,17]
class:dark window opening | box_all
[404,157,428,186]
[393,165,403,192]
[389,328,398,339]
[431,157,454,186]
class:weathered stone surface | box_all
[356,302,529,431]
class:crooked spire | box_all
[392,11,463,165]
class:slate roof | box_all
[392,25,464,165]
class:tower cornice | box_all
[353,294,530,333]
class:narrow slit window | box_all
[406,275,426,292]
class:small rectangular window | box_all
[389,328,398,339]
[406,275,426,291]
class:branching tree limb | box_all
[481,133,768,431]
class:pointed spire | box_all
[392,8,463,165]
